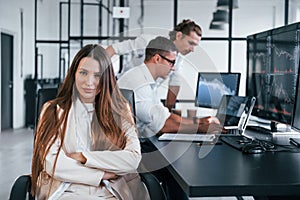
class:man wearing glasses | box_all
[117,36,222,138]
[107,19,202,111]
[118,36,222,200]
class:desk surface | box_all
[148,131,300,197]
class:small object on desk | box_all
[187,109,197,118]
[289,138,300,148]
[158,133,216,142]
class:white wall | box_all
[1,0,300,128]
[0,0,35,129]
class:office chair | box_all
[140,172,166,200]
[9,173,166,200]
[120,88,167,200]
[35,87,58,128]
[9,88,166,200]
[9,175,34,200]
[120,88,137,123]
[9,88,58,200]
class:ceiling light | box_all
[211,10,228,25]
[209,21,225,30]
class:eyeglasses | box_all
[158,54,176,66]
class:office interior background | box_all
[1,0,300,131]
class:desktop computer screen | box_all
[292,71,300,131]
[195,72,241,108]
[246,24,299,125]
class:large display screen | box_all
[246,23,299,124]
[292,71,300,131]
[195,72,240,108]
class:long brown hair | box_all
[31,44,133,195]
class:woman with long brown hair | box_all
[31,44,149,200]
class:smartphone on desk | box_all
[289,138,300,147]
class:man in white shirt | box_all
[107,19,202,111]
[117,36,222,138]
[118,36,222,200]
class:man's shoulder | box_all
[117,65,148,90]
[119,64,145,78]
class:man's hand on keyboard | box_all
[197,116,224,133]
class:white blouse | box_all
[42,99,141,199]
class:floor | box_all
[0,128,34,200]
[0,128,254,200]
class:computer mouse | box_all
[241,143,265,154]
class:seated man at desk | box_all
[117,36,223,138]
[118,36,223,200]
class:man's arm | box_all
[105,35,152,58]
[158,113,223,135]
[165,86,180,111]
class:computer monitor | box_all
[246,24,299,125]
[195,72,241,108]
[291,70,300,131]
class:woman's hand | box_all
[66,152,118,181]
[103,171,119,180]
[66,152,87,164]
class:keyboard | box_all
[221,135,278,152]
[220,135,253,150]
[158,133,216,142]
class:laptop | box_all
[158,95,256,142]
[215,95,256,134]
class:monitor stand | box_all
[270,121,278,132]
[268,121,298,135]
[247,120,290,135]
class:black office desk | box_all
[147,132,300,197]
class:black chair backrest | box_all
[120,88,136,116]
[140,173,166,200]
[35,88,58,127]
[9,175,34,200]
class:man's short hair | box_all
[145,36,177,61]
[169,19,202,41]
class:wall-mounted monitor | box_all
[195,72,241,108]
